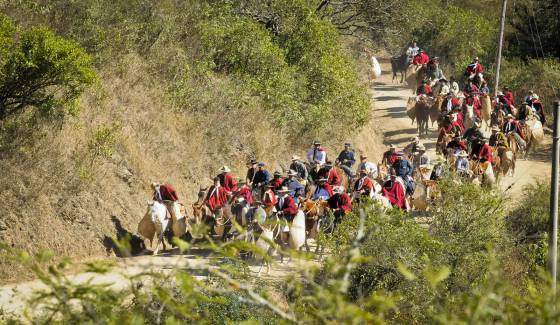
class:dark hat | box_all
[258,162,266,167]
[249,158,257,165]
[213,177,220,182]
[344,142,351,147]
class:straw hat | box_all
[220,166,231,173]
[291,155,300,161]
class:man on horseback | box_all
[472,138,494,163]
[276,187,298,223]
[489,126,507,148]
[416,80,433,96]
[503,86,515,107]
[454,151,470,178]
[262,184,277,209]
[204,177,229,217]
[289,155,308,185]
[465,57,484,87]
[412,144,430,169]
[312,178,333,201]
[281,170,305,203]
[270,171,284,190]
[406,42,419,65]
[354,169,375,198]
[463,80,479,96]
[463,121,484,153]
[357,154,378,179]
[503,114,526,151]
[496,91,514,115]
[245,159,258,187]
[336,143,356,178]
[151,182,179,220]
[231,180,254,206]
[531,94,546,126]
[218,166,237,195]
[413,49,429,66]
[306,140,327,166]
[426,57,445,82]
[464,92,482,118]
[442,92,460,114]
[392,152,415,195]
[382,145,399,166]
[404,137,421,156]
[327,186,352,226]
[319,161,341,186]
[382,172,407,210]
[446,135,468,155]
[252,162,271,191]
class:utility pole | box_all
[494,0,507,98]
[550,101,560,293]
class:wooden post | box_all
[550,101,560,293]
[494,0,508,98]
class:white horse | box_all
[463,105,475,130]
[371,56,382,79]
[137,201,173,255]
[255,227,275,276]
[289,210,306,251]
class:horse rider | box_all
[503,86,515,107]
[430,158,445,180]
[463,91,482,118]
[502,114,526,150]
[281,169,305,204]
[382,172,407,210]
[247,200,267,226]
[472,138,494,164]
[262,184,277,209]
[435,78,449,96]
[231,179,254,206]
[357,154,378,179]
[289,155,308,185]
[442,92,460,114]
[276,187,299,223]
[406,41,419,65]
[382,145,399,166]
[489,126,507,148]
[480,81,490,94]
[319,161,341,186]
[403,137,421,157]
[463,121,483,153]
[336,143,356,178]
[449,76,460,97]
[354,169,375,198]
[412,144,430,169]
[465,57,484,86]
[151,182,179,219]
[270,171,284,190]
[426,57,444,82]
[416,80,433,96]
[518,102,533,121]
[312,178,333,201]
[252,162,271,192]
[523,90,535,106]
[309,160,323,183]
[454,150,470,178]
[327,186,352,226]
[437,116,462,149]
[204,177,229,217]
[463,79,479,96]
[531,94,546,126]
[218,166,237,195]
[392,152,415,195]
[306,140,327,166]
[446,134,468,156]
[496,91,514,115]
[412,49,429,66]
[245,158,258,187]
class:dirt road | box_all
[0,56,552,320]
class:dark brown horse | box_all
[415,98,431,136]
[390,53,408,83]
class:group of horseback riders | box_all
[403,42,546,180]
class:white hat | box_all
[291,155,300,161]
[506,114,514,119]
[288,169,298,176]
[220,166,231,173]
[333,186,345,194]
[277,186,290,193]
[457,150,468,157]
[531,94,539,100]
[151,182,160,189]
[497,91,504,96]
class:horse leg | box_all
[153,231,164,255]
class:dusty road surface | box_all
[0,56,552,320]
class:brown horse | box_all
[300,198,328,252]
[480,94,492,129]
[522,119,545,158]
[494,146,515,178]
[405,65,426,94]
[415,98,431,136]
[430,95,443,127]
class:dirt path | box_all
[0,56,552,320]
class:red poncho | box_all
[327,193,352,213]
[270,177,284,190]
[276,195,298,216]
[413,53,429,65]
[233,186,254,205]
[154,184,179,202]
[205,185,229,212]
[263,189,276,207]
[478,144,494,163]
[327,168,341,186]
[382,181,407,210]
[219,174,237,193]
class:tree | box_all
[0,16,96,121]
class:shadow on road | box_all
[102,216,147,257]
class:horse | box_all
[138,201,187,255]
[405,65,426,94]
[406,96,417,124]
[390,53,408,83]
[334,165,353,191]
[491,108,505,130]
[480,94,492,129]
[415,98,431,136]
[523,118,545,158]
[300,198,328,254]
[470,160,495,188]
[371,56,382,80]
[463,105,476,130]
[430,95,444,127]
[494,146,515,178]
[277,210,306,263]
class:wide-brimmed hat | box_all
[258,162,266,167]
[411,136,419,142]
[491,126,500,132]
[396,151,405,157]
[360,154,368,159]
[458,150,468,157]
[277,186,290,193]
[506,114,514,119]
[273,171,282,176]
[151,182,160,189]
[249,158,257,165]
[291,155,300,161]
[254,200,263,205]
[389,144,395,149]
[220,166,231,173]
[532,94,539,100]
[344,142,351,147]
[473,57,479,61]
[317,178,328,183]
[287,169,298,176]
[313,140,321,145]
[497,91,504,96]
